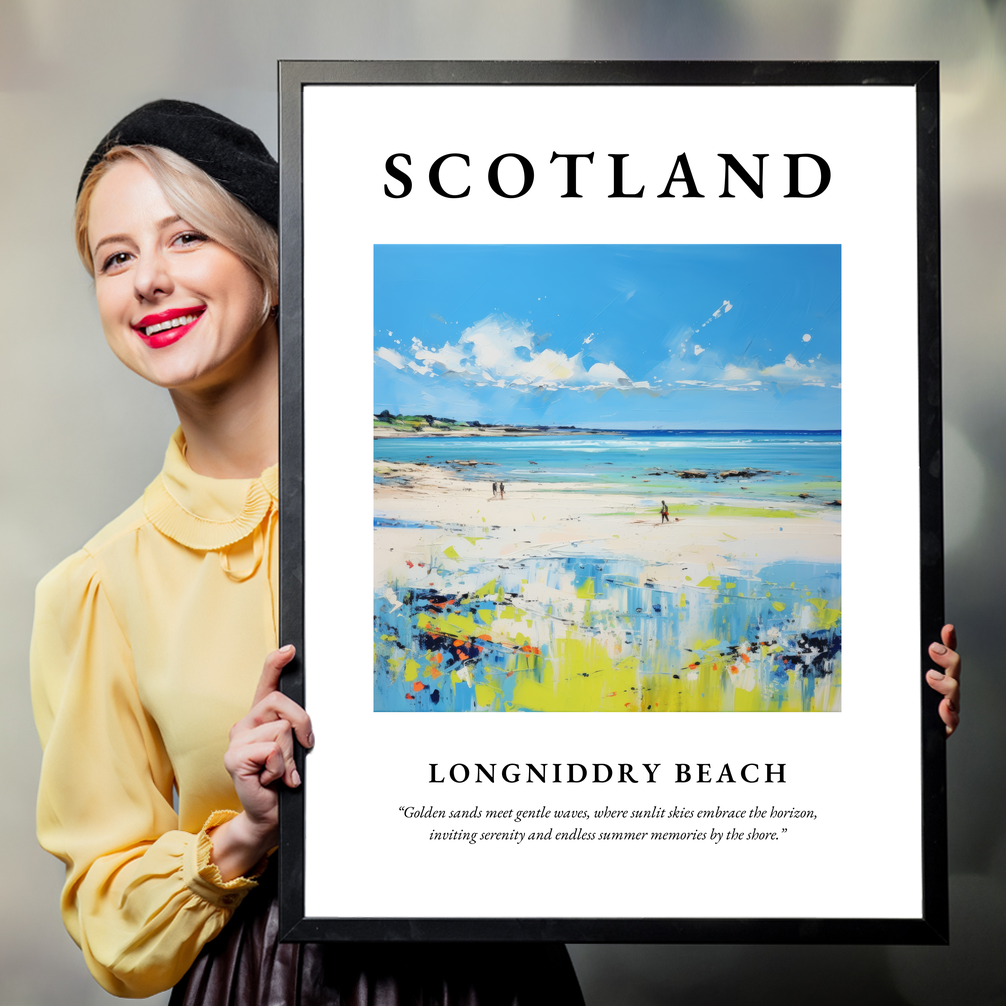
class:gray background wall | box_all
[1,2,1003,1003]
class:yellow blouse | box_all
[31,428,279,998]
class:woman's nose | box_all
[133,249,173,302]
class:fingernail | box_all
[928,669,944,679]
[946,700,956,713]
[931,643,947,654]
[306,732,315,748]
[292,768,301,787]
[280,644,295,655]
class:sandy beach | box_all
[372,458,841,713]
[374,460,841,591]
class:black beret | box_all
[78,99,278,228]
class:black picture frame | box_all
[277,60,945,944]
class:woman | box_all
[32,99,963,1003]
[31,100,586,1004]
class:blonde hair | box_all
[75,145,278,323]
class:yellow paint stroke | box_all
[394,568,841,713]
[709,505,800,519]
[806,597,842,630]
[475,683,500,709]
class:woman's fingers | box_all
[941,623,958,654]
[232,689,314,750]
[224,738,287,788]
[926,624,961,737]
[224,645,311,809]
[924,675,960,736]
[940,698,960,736]
[231,719,301,788]
[254,691,314,749]
[928,640,961,681]
[240,644,314,749]
[925,668,959,704]
[252,644,296,707]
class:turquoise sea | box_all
[374,430,841,502]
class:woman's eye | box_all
[173,231,207,248]
[101,251,132,273]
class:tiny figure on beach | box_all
[660,500,669,523]
[492,481,498,497]
[499,480,505,498]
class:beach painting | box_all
[373,245,841,713]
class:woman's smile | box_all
[133,305,207,347]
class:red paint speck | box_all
[413,681,425,691]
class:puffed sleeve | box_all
[31,549,262,998]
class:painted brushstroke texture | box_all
[373,434,841,712]
[375,554,840,713]
[373,246,841,712]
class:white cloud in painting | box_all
[399,314,653,393]
[698,299,733,330]
[376,344,438,377]
[760,353,838,385]
[803,333,812,342]
[376,346,408,369]
[658,350,839,393]
[379,313,839,398]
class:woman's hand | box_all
[209,645,314,881]
[926,624,961,738]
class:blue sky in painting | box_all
[373,245,840,430]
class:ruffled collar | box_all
[143,428,278,551]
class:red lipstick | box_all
[132,306,205,349]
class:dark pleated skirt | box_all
[169,869,585,1006]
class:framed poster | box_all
[277,61,946,943]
